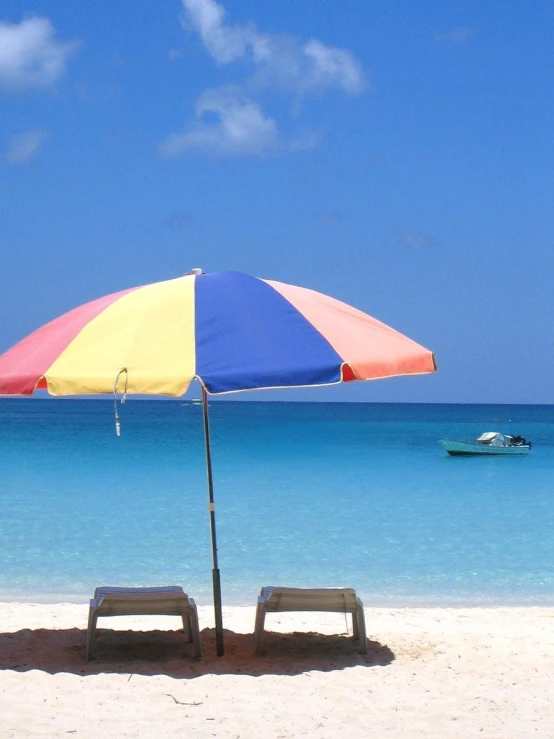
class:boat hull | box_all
[439,439,530,456]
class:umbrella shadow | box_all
[0,627,394,677]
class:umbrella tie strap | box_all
[113,368,128,436]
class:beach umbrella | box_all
[0,269,436,655]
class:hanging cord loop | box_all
[113,368,128,436]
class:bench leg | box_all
[86,610,98,661]
[352,610,360,640]
[356,603,368,654]
[189,607,201,658]
[182,614,194,643]
[254,604,266,654]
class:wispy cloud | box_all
[434,26,474,44]
[5,128,47,164]
[395,229,443,251]
[161,211,195,231]
[163,0,365,158]
[181,0,365,94]
[0,17,79,93]
[181,0,251,64]
[312,209,344,227]
[168,48,185,61]
[160,87,279,157]
[160,86,321,157]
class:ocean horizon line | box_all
[1,397,552,407]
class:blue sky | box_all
[1,0,552,404]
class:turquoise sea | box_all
[0,399,552,606]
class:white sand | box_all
[0,602,552,737]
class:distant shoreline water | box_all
[0,399,553,606]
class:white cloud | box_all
[181,0,251,63]
[180,0,365,94]
[5,128,47,164]
[302,40,364,94]
[160,88,279,157]
[167,0,365,158]
[0,17,78,93]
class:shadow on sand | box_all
[0,627,394,677]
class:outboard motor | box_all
[511,435,531,447]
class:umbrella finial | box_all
[187,267,203,275]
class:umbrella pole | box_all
[201,385,225,657]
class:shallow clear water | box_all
[0,399,553,606]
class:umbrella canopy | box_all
[0,270,435,396]
[0,269,437,656]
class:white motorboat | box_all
[439,432,531,456]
